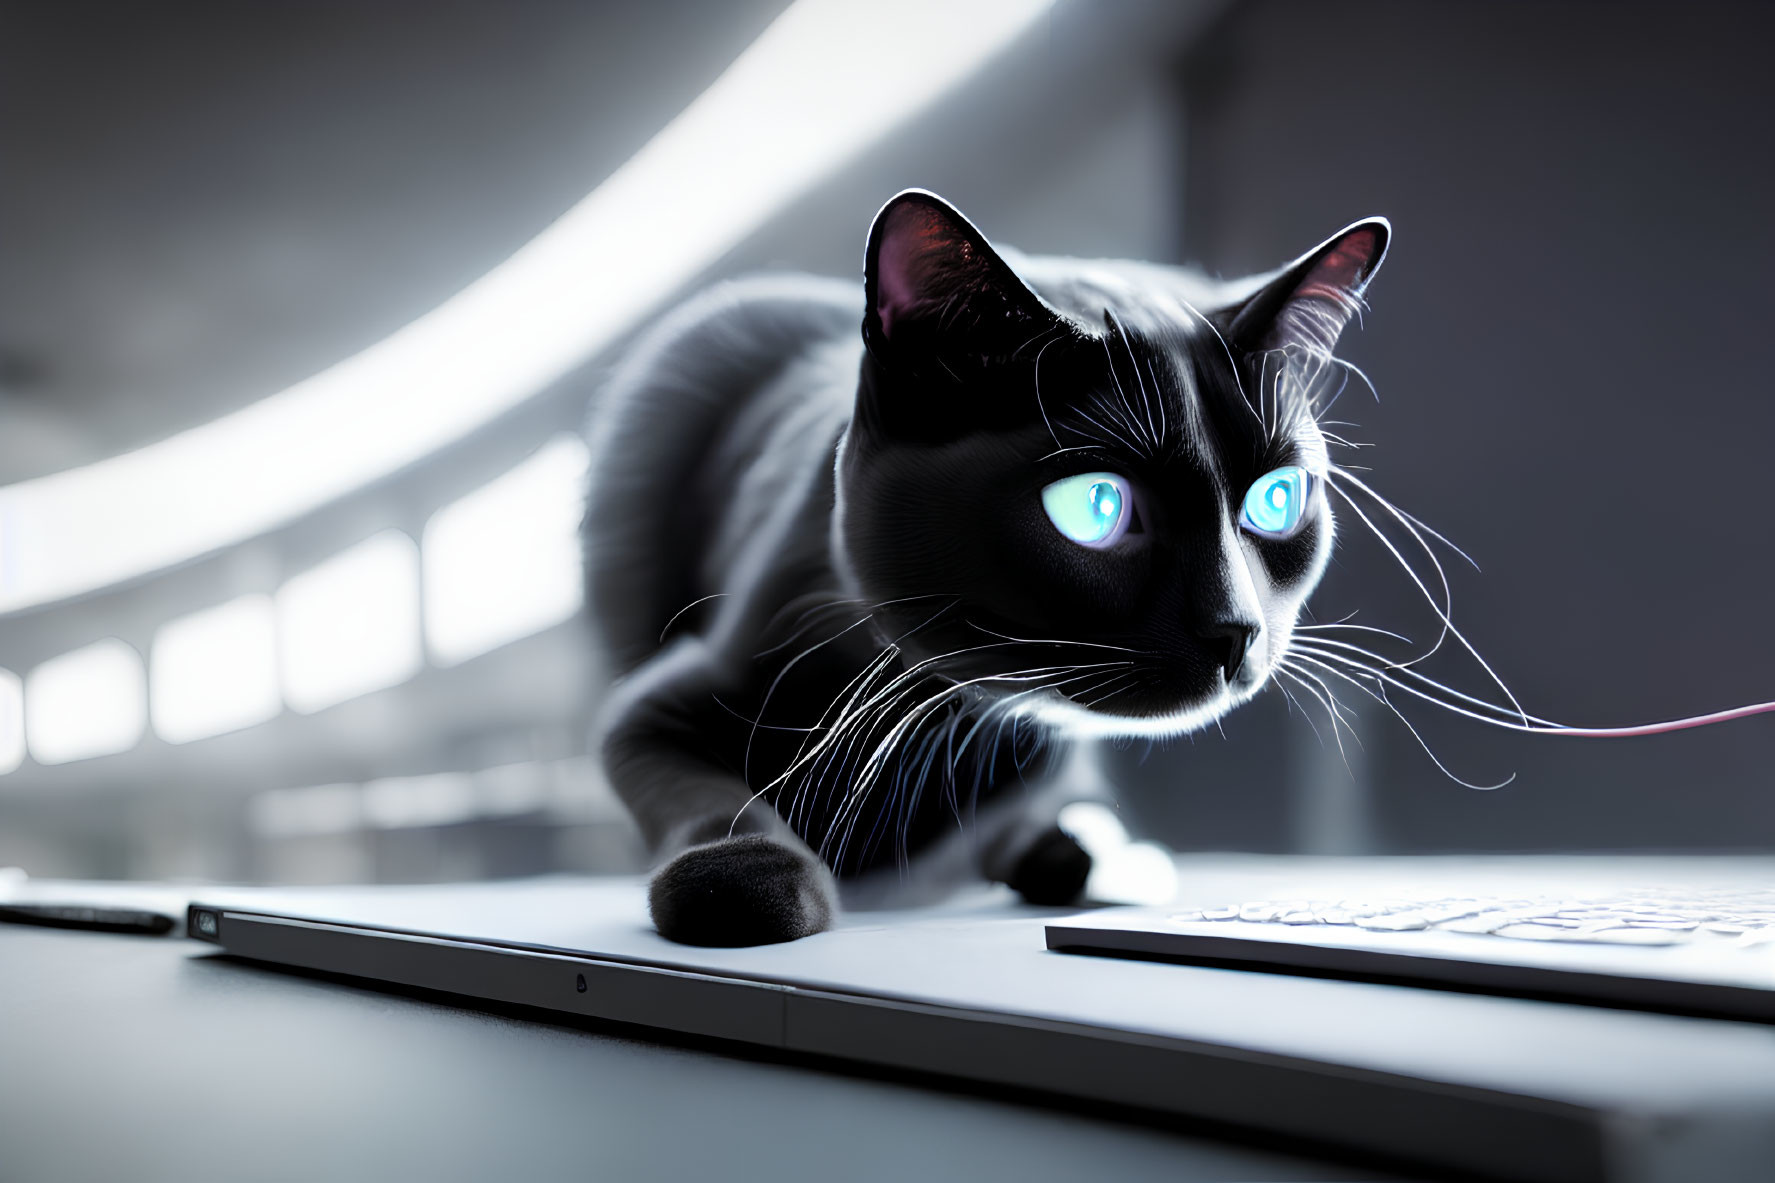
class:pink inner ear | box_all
[1269,226,1379,355]
[876,231,920,337]
[874,202,970,338]
[1296,226,1378,305]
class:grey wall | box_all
[1119,0,1775,853]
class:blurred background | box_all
[1,0,1770,885]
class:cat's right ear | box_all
[862,189,1056,366]
[1221,218,1391,358]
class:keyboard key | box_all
[1583,928,1684,946]
[1196,888,1775,950]
[1422,904,1484,924]
[1356,912,1429,931]
[1437,913,1517,935]
[1490,923,1580,942]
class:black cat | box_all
[583,190,1387,946]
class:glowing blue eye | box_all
[1240,466,1311,537]
[1041,472,1131,547]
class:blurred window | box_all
[0,670,23,774]
[151,594,281,743]
[278,531,422,713]
[423,435,588,666]
[25,639,146,764]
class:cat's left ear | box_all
[863,189,1058,364]
[1222,218,1390,357]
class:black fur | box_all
[999,825,1093,906]
[584,190,1387,945]
[649,834,836,946]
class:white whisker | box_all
[1325,473,1527,723]
[1288,650,1515,791]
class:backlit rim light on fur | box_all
[1012,678,1268,741]
[0,0,1056,615]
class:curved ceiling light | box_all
[0,0,1054,615]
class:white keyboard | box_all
[1049,861,1775,1024]
[1171,889,1775,947]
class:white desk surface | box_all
[11,853,1775,1182]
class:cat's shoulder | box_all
[638,273,861,359]
[587,272,862,440]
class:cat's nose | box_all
[1201,621,1260,684]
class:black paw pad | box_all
[649,834,837,946]
[1005,826,1092,906]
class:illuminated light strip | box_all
[0,0,1055,615]
[25,639,146,765]
[423,435,589,667]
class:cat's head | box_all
[836,190,1387,738]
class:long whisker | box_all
[1116,320,1162,453]
[1275,664,1357,775]
[1079,669,1142,709]
[1325,473,1528,723]
[1287,651,1516,791]
[1292,637,1561,727]
[1328,354,1380,406]
[774,646,902,836]
[1143,355,1169,456]
[1272,676,1327,748]
[1295,619,1415,645]
[1032,333,1067,452]
[1333,465,1482,573]
[1068,402,1146,457]
[1036,444,1102,462]
[1099,327,1157,455]
[1089,386,1152,457]
[1294,643,1775,740]
[1312,359,1354,421]
[1324,471,1459,671]
[800,648,1117,830]
[964,622,1155,657]
[1181,297,1265,435]
[823,662,1124,866]
[1286,661,1363,753]
[753,592,951,659]
[743,595,956,788]
[657,592,728,643]
[709,695,818,731]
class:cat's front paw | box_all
[1003,825,1093,906]
[648,834,837,946]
